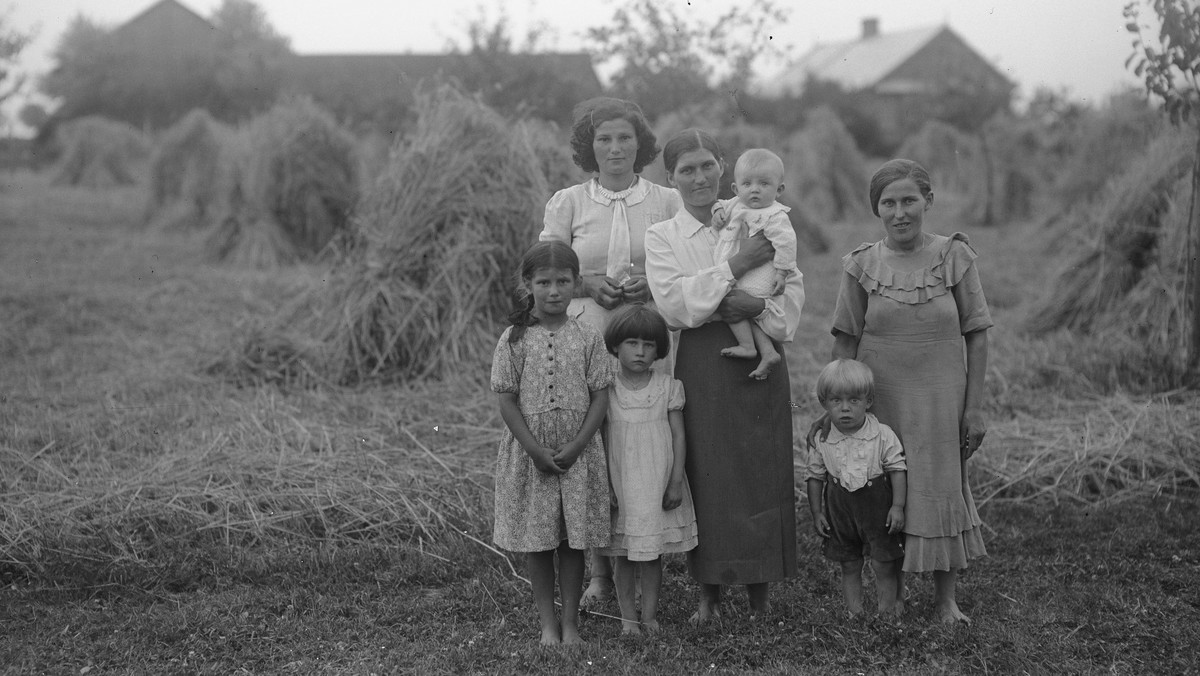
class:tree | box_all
[0,10,31,126]
[586,0,790,120]
[209,0,291,120]
[1125,0,1200,379]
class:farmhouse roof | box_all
[756,23,1011,97]
[111,0,214,38]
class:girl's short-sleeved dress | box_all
[490,320,614,553]
[832,232,993,573]
[600,369,698,562]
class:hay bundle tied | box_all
[895,119,983,198]
[1025,125,1195,346]
[234,86,551,384]
[206,98,361,268]
[784,106,869,223]
[50,116,150,188]
[144,108,230,231]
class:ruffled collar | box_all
[825,412,881,445]
[586,176,650,207]
[843,231,978,305]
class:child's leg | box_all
[933,568,970,624]
[557,544,586,643]
[691,583,723,623]
[527,550,560,645]
[746,324,782,380]
[639,558,663,632]
[581,550,614,607]
[746,582,771,615]
[720,320,758,359]
[840,559,865,616]
[612,556,641,634]
[872,558,903,615]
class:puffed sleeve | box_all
[584,327,615,391]
[879,424,907,473]
[948,248,993,335]
[756,268,804,343]
[490,329,520,394]
[644,222,736,330]
[831,268,868,338]
[667,377,686,411]
[539,188,575,243]
[804,443,828,482]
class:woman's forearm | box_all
[963,329,988,412]
[832,330,859,360]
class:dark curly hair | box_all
[568,97,660,174]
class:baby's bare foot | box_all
[721,345,758,360]
[749,352,781,380]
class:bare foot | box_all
[721,345,758,359]
[936,600,971,625]
[561,624,584,645]
[580,577,613,609]
[748,351,781,380]
[540,626,561,645]
[621,621,642,635]
[689,600,722,624]
[641,619,661,634]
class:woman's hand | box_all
[960,408,987,460]
[662,478,683,511]
[806,413,831,450]
[716,289,766,323]
[727,232,775,278]
[581,274,624,310]
[621,276,652,303]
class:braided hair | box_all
[507,240,580,344]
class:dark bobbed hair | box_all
[603,303,671,360]
[661,127,725,175]
[868,159,933,217]
[569,97,660,174]
[507,240,580,343]
[814,358,875,404]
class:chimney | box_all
[861,17,879,40]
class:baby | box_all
[805,359,908,616]
[711,148,797,379]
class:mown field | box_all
[1,169,1197,675]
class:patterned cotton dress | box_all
[832,232,993,573]
[490,320,614,553]
[599,369,698,562]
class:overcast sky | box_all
[10,0,1148,116]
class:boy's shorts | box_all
[822,474,904,563]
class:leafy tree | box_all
[0,10,31,127]
[586,0,790,120]
[1125,0,1200,378]
[209,0,291,120]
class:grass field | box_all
[1,170,1197,674]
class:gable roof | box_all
[756,24,1009,97]
[111,0,214,39]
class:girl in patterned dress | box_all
[491,241,614,645]
[598,304,697,635]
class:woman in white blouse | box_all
[645,128,805,621]
[539,97,682,606]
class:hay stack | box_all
[519,118,587,193]
[50,116,150,188]
[229,86,552,384]
[895,119,983,197]
[206,99,361,268]
[1025,125,1195,344]
[784,107,869,223]
[144,109,230,231]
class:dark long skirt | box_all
[675,321,797,585]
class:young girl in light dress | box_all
[599,303,698,634]
[491,241,614,646]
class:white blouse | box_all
[644,207,805,342]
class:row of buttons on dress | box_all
[546,332,556,404]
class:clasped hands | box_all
[581,274,651,310]
[527,442,584,475]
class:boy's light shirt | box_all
[806,413,906,490]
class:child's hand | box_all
[527,445,565,475]
[662,478,683,511]
[770,271,788,296]
[811,511,831,538]
[552,441,584,470]
[711,203,730,229]
[886,505,905,534]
